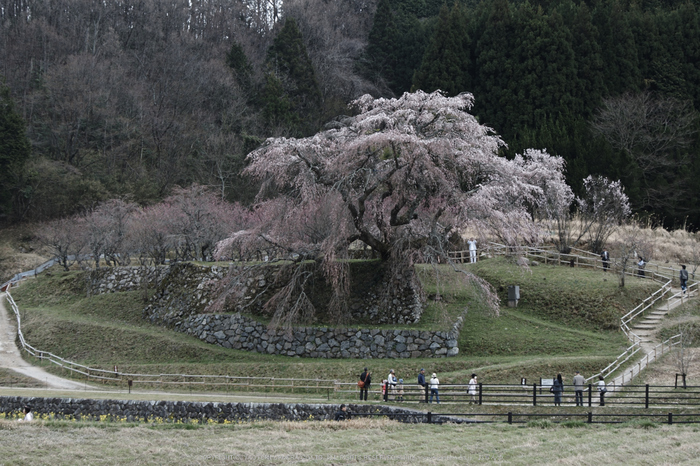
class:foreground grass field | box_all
[7,258,658,392]
[1,419,699,465]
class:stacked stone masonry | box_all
[87,266,170,295]
[1,397,461,424]
[178,313,461,359]
[88,263,464,359]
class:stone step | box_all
[632,324,659,330]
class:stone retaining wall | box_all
[0,397,456,424]
[87,266,170,295]
[89,263,465,359]
[177,312,463,358]
[142,262,424,326]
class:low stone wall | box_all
[0,396,453,424]
[87,266,170,295]
[177,313,462,358]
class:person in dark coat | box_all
[417,368,427,402]
[552,374,564,406]
[680,265,689,294]
[359,368,371,401]
[601,249,610,271]
[334,404,351,421]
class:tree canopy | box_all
[0,83,30,220]
[215,90,574,325]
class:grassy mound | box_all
[8,258,659,386]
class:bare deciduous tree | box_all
[615,223,655,287]
[674,321,696,388]
[591,91,698,211]
[37,216,86,271]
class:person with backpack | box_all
[358,368,371,401]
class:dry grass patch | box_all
[1,419,700,465]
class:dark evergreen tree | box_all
[593,0,640,95]
[412,2,471,96]
[226,41,253,90]
[473,0,518,137]
[509,5,578,132]
[363,0,427,96]
[673,3,700,107]
[265,18,322,136]
[559,1,606,118]
[391,11,428,95]
[261,72,298,135]
[0,82,31,221]
[363,0,398,92]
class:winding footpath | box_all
[606,287,695,392]
[0,292,89,390]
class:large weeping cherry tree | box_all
[215,90,573,328]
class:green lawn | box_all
[7,258,660,389]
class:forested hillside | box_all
[1,0,699,228]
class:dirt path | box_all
[0,293,91,390]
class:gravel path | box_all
[0,293,91,390]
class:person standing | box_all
[467,238,478,263]
[468,374,478,404]
[573,371,585,406]
[680,265,689,294]
[597,376,607,406]
[359,367,371,401]
[601,249,610,272]
[429,373,440,404]
[387,369,397,401]
[552,374,564,406]
[637,257,646,277]
[397,379,404,402]
[418,368,427,402]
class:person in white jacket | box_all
[468,374,478,404]
[387,369,397,401]
[429,373,440,404]
[597,376,607,406]
[467,238,478,263]
[18,405,33,422]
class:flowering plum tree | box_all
[165,185,251,262]
[37,216,86,271]
[580,175,631,253]
[543,174,631,254]
[215,90,573,326]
